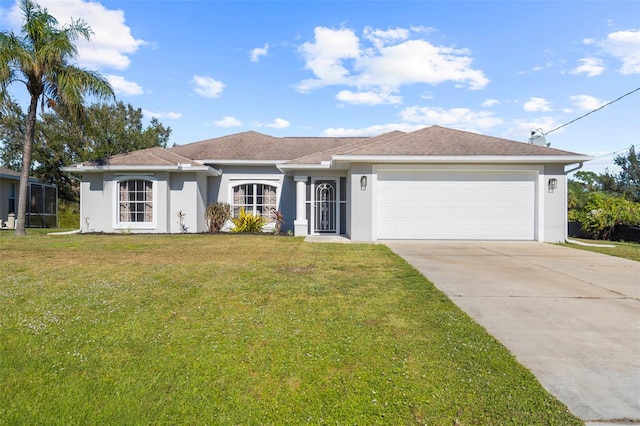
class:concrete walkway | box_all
[384,241,640,424]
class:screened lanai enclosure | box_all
[26,182,58,228]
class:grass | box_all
[563,238,640,262]
[0,232,581,425]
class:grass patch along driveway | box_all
[0,233,580,425]
[562,238,640,262]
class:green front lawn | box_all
[0,233,581,425]
[563,238,640,262]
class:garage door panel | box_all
[377,170,535,240]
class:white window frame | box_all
[228,180,280,230]
[113,176,157,230]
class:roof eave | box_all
[331,155,593,165]
[200,159,286,166]
[61,164,222,176]
[277,161,332,172]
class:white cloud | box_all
[265,118,290,129]
[7,0,147,70]
[410,25,437,34]
[569,94,606,111]
[106,75,143,95]
[336,90,402,105]
[193,76,225,98]
[296,26,488,94]
[570,57,605,77]
[517,62,554,75]
[400,106,503,130]
[325,103,504,137]
[578,151,620,174]
[297,27,360,92]
[322,123,424,137]
[363,26,409,49]
[504,117,561,141]
[143,110,182,119]
[214,116,242,127]
[600,30,640,74]
[583,38,595,45]
[357,39,489,90]
[482,98,499,108]
[523,97,552,112]
[250,43,269,62]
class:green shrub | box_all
[580,192,640,239]
[205,202,231,232]
[58,200,80,228]
[230,207,267,233]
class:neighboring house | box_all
[0,166,58,228]
[62,126,591,242]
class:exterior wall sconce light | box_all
[360,175,367,191]
[548,178,557,193]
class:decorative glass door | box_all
[313,179,337,233]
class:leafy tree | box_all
[0,0,114,235]
[1,100,171,202]
[80,102,171,160]
[568,171,613,222]
[0,96,26,171]
[614,145,640,202]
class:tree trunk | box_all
[15,94,38,236]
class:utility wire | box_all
[590,147,629,160]
[545,86,640,135]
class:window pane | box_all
[231,184,277,221]
[118,179,153,223]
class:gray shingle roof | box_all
[71,126,587,169]
[169,131,367,161]
[0,166,21,179]
[337,126,582,157]
[79,147,202,167]
[287,131,406,164]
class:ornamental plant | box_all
[580,192,640,239]
[205,202,231,232]
[230,208,267,233]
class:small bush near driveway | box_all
[0,234,581,425]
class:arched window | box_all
[232,183,277,222]
[118,179,154,223]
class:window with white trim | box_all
[232,183,277,222]
[118,179,153,223]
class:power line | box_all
[590,147,630,160]
[545,86,640,135]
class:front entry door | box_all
[313,179,337,234]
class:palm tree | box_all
[0,0,113,235]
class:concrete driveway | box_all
[384,241,640,424]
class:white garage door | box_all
[377,170,536,240]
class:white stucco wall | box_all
[75,161,574,239]
[79,171,208,233]
[542,164,568,243]
[168,172,208,233]
[347,164,373,242]
[81,173,111,232]
[207,165,296,233]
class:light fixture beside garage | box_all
[360,175,367,191]
[548,178,558,193]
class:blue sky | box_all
[2,0,639,173]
